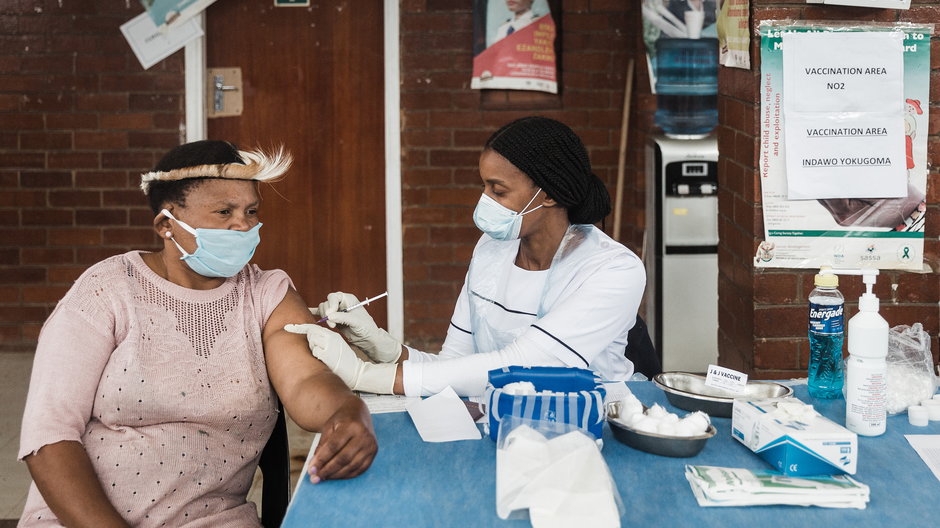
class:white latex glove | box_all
[284,323,397,395]
[314,292,402,363]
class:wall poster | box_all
[471,0,559,94]
[716,0,750,69]
[756,21,932,271]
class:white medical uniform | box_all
[402,224,646,397]
[493,10,540,44]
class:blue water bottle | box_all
[808,269,845,399]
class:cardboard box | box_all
[731,398,857,476]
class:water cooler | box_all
[645,134,719,372]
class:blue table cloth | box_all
[282,383,940,527]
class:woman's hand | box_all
[307,397,378,483]
[284,323,398,394]
[315,292,403,363]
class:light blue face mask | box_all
[161,209,262,278]
[472,189,543,241]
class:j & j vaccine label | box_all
[706,365,748,394]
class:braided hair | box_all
[484,116,611,225]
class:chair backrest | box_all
[258,402,291,528]
[625,315,662,379]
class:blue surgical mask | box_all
[472,189,543,241]
[161,209,261,278]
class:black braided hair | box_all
[484,116,610,225]
[145,140,245,214]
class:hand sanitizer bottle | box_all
[845,271,888,436]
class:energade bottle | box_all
[808,269,845,399]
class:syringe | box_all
[316,291,389,324]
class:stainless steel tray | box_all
[652,372,793,418]
[607,401,716,458]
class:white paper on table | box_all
[781,30,906,200]
[406,386,482,442]
[357,393,417,414]
[120,11,204,70]
[904,435,940,483]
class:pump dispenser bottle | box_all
[845,271,888,436]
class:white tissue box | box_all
[731,398,857,476]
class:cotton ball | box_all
[660,412,680,424]
[631,416,659,434]
[678,411,710,434]
[646,404,669,419]
[620,393,642,407]
[672,420,702,437]
[618,394,644,417]
[502,381,537,395]
[624,412,646,427]
[656,421,678,436]
[886,363,936,415]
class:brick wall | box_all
[5,1,933,374]
[719,1,940,377]
[0,2,182,352]
[399,0,649,352]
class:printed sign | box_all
[782,31,906,200]
[755,22,930,270]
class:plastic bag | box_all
[495,415,623,527]
[885,323,938,415]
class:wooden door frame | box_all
[181,3,404,341]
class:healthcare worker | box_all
[287,116,646,397]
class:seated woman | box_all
[18,141,377,527]
[288,116,646,397]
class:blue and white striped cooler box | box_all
[483,366,607,441]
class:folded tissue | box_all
[496,417,621,528]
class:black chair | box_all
[625,315,662,379]
[258,402,291,528]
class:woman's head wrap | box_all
[140,140,291,194]
[483,116,610,224]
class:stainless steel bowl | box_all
[652,372,793,418]
[607,401,716,458]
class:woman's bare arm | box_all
[262,288,377,480]
[24,441,129,528]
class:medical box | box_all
[483,366,606,442]
[731,398,857,476]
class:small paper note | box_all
[406,386,482,442]
[705,365,748,394]
[120,11,203,70]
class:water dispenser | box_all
[645,134,719,372]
